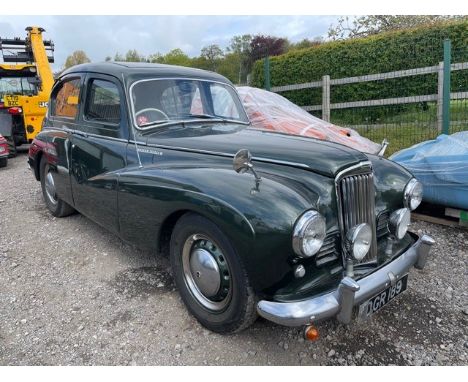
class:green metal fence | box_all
[266,38,468,156]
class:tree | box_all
[64,50,90,69]
[288,37,324,51]
[114,52,125,61]
[125,49,145,62]
[104,56,112,62]
[200,44,224,71]
[249,35,289,62]
[216,52,241,83]
[226,35,252,84]
[328,15,467,40]
[162,49,191,67]
[147,52,165,64]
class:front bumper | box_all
[257,234,435,327]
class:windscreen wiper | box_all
[180,113,220,119]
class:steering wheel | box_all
[135,108,169,125]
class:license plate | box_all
[358,274,408,320]
[4,95,20,107]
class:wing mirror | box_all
[378,139,389,157]
[233,149,253,174]
[233,149,261,185]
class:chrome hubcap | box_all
[189,248,221,297]
[182,234,231,311]
[45,171,57,205]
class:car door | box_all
[69,74,129,235]
[46,74,85,207]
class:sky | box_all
[0,16,337,70]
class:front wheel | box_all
[170,213,257,333]
[40,156,75,217]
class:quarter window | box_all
[52,78,81,118]
[85,79,121,124]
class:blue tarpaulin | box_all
[390,132,468,210]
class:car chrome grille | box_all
[337,166,377,264]
[376,211,390,238]
[315,231,340,267]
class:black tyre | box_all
[170,213,257,334]
[0,157,7,168]
[40,156,75,217]
[6,136,16,158]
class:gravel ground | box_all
[0,149,467,366]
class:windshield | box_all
[131,79,250,128]
[0,76,37,99]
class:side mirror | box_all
[378,138,389,157]
[233,149,261,183]
[233,149,252,174]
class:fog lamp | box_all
[389,208,411,240]
[346,223,372,261]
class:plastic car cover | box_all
[236,86,381,154]
[390,132,468,210]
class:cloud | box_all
[0,15,336,70]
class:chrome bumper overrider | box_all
[257,234,435,327]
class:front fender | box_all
[367,154,413,213]
[117,165,318,292]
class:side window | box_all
[85,79,121,125]
[51,78,81,119]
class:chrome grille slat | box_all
[377,211,390,237]
[315,232,340,267]
[337,168,377,264]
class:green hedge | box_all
[251,21,468,109]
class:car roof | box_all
[60,62,232,86]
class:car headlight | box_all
[292,210,326,258]
[389,208,411,240]
[346,223,372,261]
[404,178,423,210]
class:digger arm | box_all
[26,27,54,94]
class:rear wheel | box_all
[170,213,257,333]
[40,156,75,217]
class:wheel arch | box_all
[157,209,191,257]
[34,149,43,180]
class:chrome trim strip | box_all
[257,234,434,327]
[143,142,312,169]
[58,127,130,144]
[49,127,314,169]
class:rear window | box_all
[51,78,81,119]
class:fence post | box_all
[264,56,271,91]
[437,61,444,132]
[442,39,451,135]
[322,75,330,122]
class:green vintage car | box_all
[28,62,434,335]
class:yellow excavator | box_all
[0,26,54,156]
